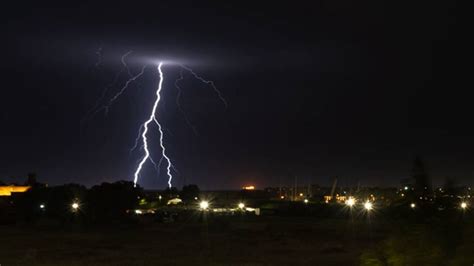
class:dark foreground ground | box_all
[1,215,384,266]
[2,211,473,266]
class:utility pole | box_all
[307,177,311,197]
[294,176,298,201]
[279,176,282,199]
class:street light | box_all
[39,204,45,209]
[304,199,309,204]
[364,201,373,211]
[71,202,79,211]
[199,201,209,210]
[410,203,416,209]
[345,197,356,207]
[461,202,468,209]
[238,203,245,209]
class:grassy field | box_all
[0,215,386,266]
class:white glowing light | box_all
[461,202,468,209]
[238,203,245,209]
[410,203,416,209]
[135,209,143,214]
[72,203,79,210]
[133,62,173,188]
[39,204,45,209]
[364,201,373,211]
[199,201,209,210]
[304,199,309,204]
[345,197,356,207]
[404,186,408,190]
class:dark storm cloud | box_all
[1,1,470,189]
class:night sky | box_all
[1,1,469,189]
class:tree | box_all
[442,177,457,196]
[163,187,179,199]
[16,183,87,223]
[46,184,87,222]
[411,156,432,198]
[26,172,37,186]
[85,181,143,222]
[181,184,200,202]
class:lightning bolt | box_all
[133,62,173,188]
[86,55,227,188]
[82,50,134,123]
[180,64,228,108]
[104,65,147,115]
[175,68,198,135]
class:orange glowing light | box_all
[0,186,31,196]
[242,185,255,190]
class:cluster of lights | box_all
[37,196,470,215]
[198,201,250,211]
[40,202,81,212]
[343,197,373,211]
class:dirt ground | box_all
[0,215,386,266]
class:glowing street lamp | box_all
[364,201,373,211]
[461,202,468,209]
[199,201,209,210]
[39,204,45,209]
[304,199,309,204]
[238,203,245,209]
[410,203,416,209]
[345,197,356,207]
[71,202,79,211]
